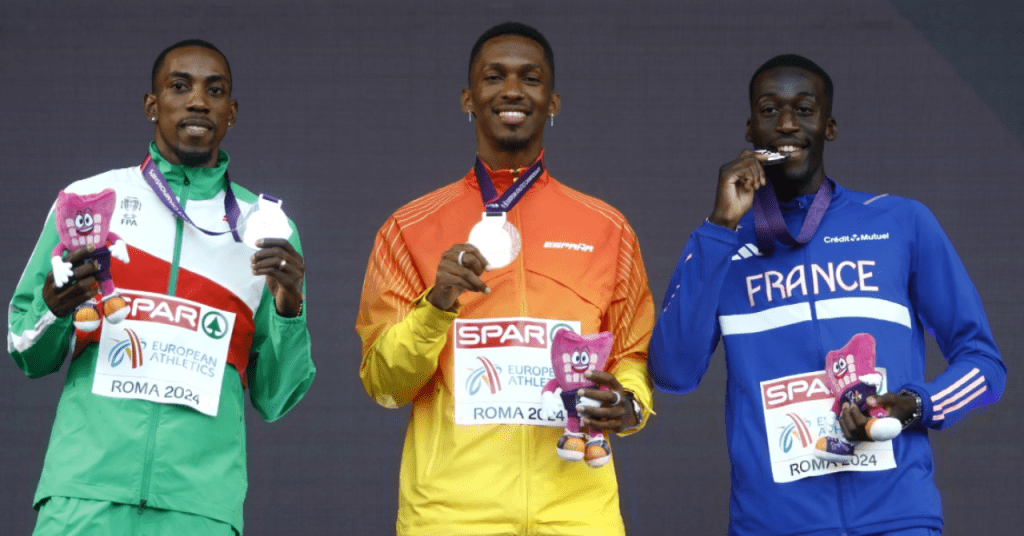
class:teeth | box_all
[184,125,210,135]
[499,111,525,119]
[777,145,799,153]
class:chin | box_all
[174,147,215,167]
[495,136,531,154]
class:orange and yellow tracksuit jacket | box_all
[356,156,654,536]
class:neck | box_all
[476,144,542,171]
[769,169,826,202]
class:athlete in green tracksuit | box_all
[7,40,314,536]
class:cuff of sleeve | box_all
[896,382,934,428]
[412,288,459,336]
[699,219,742,243]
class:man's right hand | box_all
[43,244,100,318]
[708,149,775,230]
[426,244,490,311]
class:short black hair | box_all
[468,22,555,88]
[151,39,232,93]
[749,54,832,108]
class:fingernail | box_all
[576,405,584,412]
[256,239,265,247]
[584,371,593,378]
[485,264,492,272]
[484,287,490,294]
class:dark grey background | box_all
[2,1,1021,534]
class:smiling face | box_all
[461,35,560,169]
[144,46,237,167]
[747,66,836,195]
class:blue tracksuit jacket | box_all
[649,180,1006,535]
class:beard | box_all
[495,134,531,154]
[174,146,215,167]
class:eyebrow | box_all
[167,71,230,85]
[483,62,545,72]
[756,91,817,99]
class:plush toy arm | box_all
[109,239,130,263]
[50,255,73,288]
[540,389,563,421]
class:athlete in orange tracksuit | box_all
[357,155,654,535]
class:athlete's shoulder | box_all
[547,176,633,232]
[834,182,930,216]
[390,179,468,226]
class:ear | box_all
[547,91,561,119]
[460,88,473,115]
[143,92,157,123]
[825,117,837,141]
[228,99,239,128]
[745,118,753,143]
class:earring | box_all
[549,115,554,127]
[467,112,473,123]
[150,117,157,123]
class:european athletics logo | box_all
[779,412,813,453]
[108,328,144,369]
[466,356,502,395]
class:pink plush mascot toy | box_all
[815,333,902,461]
[51,188,131,331]
[540,330,614,468]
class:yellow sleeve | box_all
[603,222,656,436]
[356,218,457,408]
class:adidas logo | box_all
[731,243,762,261]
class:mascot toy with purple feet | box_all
[540,330,614,468]
[815,333,902,461]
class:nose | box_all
[500,76,524,101]
[186,87,210,112]
[775,108,798,134]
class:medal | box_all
[470,155,544,268]
[468,212,521,269]
[240,194,293,249]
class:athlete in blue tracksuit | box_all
[649,55,1006,536]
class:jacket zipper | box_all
[138,174,190,510]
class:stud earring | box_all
[150,117,157,123]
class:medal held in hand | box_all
[469,156,544,268]
[240,194,292,249]
[467,212,521,269]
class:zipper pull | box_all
[138,499,147,513]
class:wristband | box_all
[898,389,923,429]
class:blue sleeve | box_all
[900,202,1006,430]
[649,221,739,393]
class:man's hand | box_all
[43,244,100,317]
[251,238,304,317]
[839,393,918,441]
[578,371,638,433]
[426,244,490,311]
[708,149,774,230]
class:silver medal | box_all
[467,212,521,269]
[240,194,293,249]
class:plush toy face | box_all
[824,333,877,395]
[550,330,614,390]
[56,188,116,250]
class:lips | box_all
[179,118,215,137]
[497,110,527,126]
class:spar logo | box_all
[466,356,503,395]
[108,328,145,369]
[762,371,832,409]
[123,292,201,331]
[456,320,548,349]
[779,412,814,453]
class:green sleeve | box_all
[7,209,77,378]
[246,222,315,422]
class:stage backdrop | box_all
[2,1,1021,534]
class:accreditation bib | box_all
[93,289,235,417]
[760,369,896,483]
[453,317,580,426]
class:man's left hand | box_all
[251,238,304,317]
[577,371,637,433]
